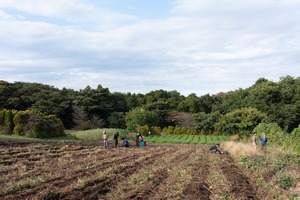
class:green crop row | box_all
[145,134,230,145]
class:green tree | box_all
[192,111,222,134]
[108,112,126,128]
[125,107,159,131]
[215,108,269,135]
[177,93,201,113]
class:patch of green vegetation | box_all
[0,133,40,141]
[169,134,185,143]
[238,156,268,171]
[190,135,200,144]
[278,174,294,190]
[277,153,300,167]
[47,133,78,141]
[144,134,230,145]
[0,128,129,142]
[199,135,206,144]
[68,128,127,141]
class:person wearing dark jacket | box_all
[136,133,140,146]
[209,144,223,154]
[113,132,119,147]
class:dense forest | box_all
[0,75,299,135]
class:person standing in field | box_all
[252,132,257,150]
[260,133,268,148]
[113,132,119,147]
[102,130,109,150]
[136,133,140,147]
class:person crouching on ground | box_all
[209,144,223,154]
[121,137,130,147]
[138,134,146,146]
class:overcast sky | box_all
[0,0,299,96]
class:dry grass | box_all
[221,141,258,158]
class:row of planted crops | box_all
[145,134,230,144]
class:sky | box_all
[0,0,300,96]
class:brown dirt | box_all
[0,141,265,200]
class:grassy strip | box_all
[0,134,40,141]
[145,134,230,145]
[1,130,231,145]
[0,128,127,143]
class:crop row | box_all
[145,134,229,144]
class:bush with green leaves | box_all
[282,124,300,152]
[0,109,65,138]
[27,115,64,138]
[138,125,150,135]
[151,126,161,135]
[13,110,31,135]
[137,125,161,136]
[253,123,285,147]
[4,110,14,134]
[0,109,6,134]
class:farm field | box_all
[0,140,297,200]
[145,134,230,144]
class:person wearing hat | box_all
[136,132,140,146]
[102,130,109,150]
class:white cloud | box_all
[0,0,92,18]
[0,0,300,96]
[0,10,14,20]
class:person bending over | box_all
[121,137,130,148]
[209,144,223,154]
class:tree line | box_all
[0,75,299,136]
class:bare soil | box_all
[0,141,268,200]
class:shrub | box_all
[138,125,150,135]
[282,125,300,152]
[150,126,161,135]
[13,110,31,135]
[254,123,285,147]
[26,115,64,138]
[4,110,14,134]
[0,109,6,134]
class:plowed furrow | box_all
[124,168,168,200]
[59,150,172,200]
[2,149,171,200]
[182,152,210,199]
[220,156,258,200]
